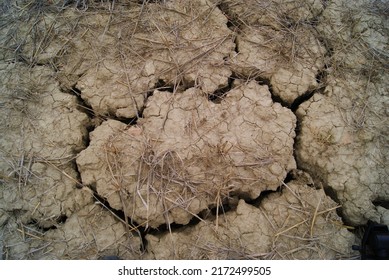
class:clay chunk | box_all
[77,81,296,228]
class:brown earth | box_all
[0,0,387,259]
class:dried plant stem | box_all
[310,197,322,238]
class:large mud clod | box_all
[225,0,326,106]
[0,63,92,229]
[0,62,141,259]
[63,0,235,119]
[77,81,296,228]
[296,73,389,225]
[146,174,356,259]
[296,0,389,226]
[1,203,141,259]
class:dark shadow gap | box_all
[293,109,354,227]
[244,188,281,208]
[137,79,175,121]
[90,189,203,252]
[92,192,138,228]
[254,76,290,108]
[153,79,174,93]
[69,86,96,120]
[290,90,316,112]
[233,34,239,54]
[210,203,232,216]
[290,67,328,112]
[208,74,236,103]
[216,2,243,33]
[283,171,295,184]
[322,184,341,204]
[72,158,85,189]
[316,67,328,84]
[56,214,68,224]
[198,201,236,221]
[110,114,138,126]
[146,216,202,236]
[293,114,356,229]
[291,103,304,178]
[28,219,55,231]
[28,214,68,232]
[178,78,195,92]
[373,200,389,209]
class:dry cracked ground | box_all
[0,0,388,260]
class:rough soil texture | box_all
[226,0,326,105]
[297,0,389,225]
[60,0,235,119]
[0,0,387,260]
[296,74,389,225]
[77,81,296,228]
[0,63,92,228]
[146,173,355,259]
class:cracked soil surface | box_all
[0,0,388,259]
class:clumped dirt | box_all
[61,0,235,119]
[77,81,296,228]
[0,0,387,260]
[146,172,355,259]
[226,0,326,105]
[0,63,92,228]
[297,0,389,226]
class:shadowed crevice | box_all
[373,200,389,210]
[290,66,329,112]
[208,73,236,103]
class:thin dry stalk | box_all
[258,205,276,231]
[282,181,306,208]
[40,157,83,187]
[103,141,143,240]
[274,219,307,237]
[16,228,43,240]
[310,196,322,238]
